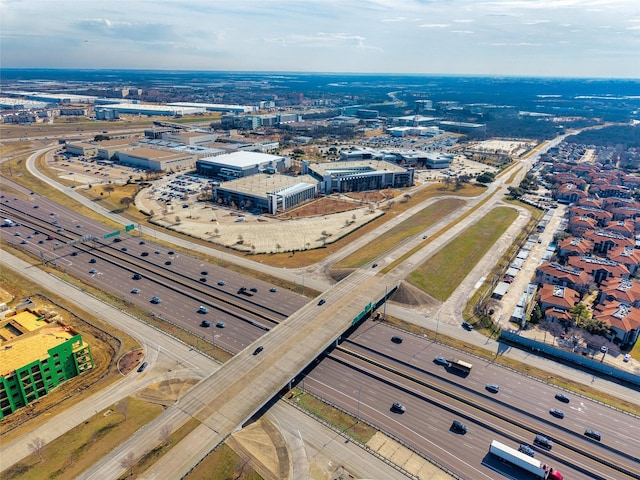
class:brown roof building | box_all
[603,219,635,238]
[538,284,580,312]
[568,216,598,237]
[606,246,640,276]
[535,262,593,291]
[592,301,640,345]
[582,229,635,255]
[568,206,613,226]
[558,237,595,261]
[598,277,640,307]
[567,256,630,284]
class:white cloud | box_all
[0,0,637,77]
[418,24,450,28]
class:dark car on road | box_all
[534,434,552,449]
[137,362,148,372]
[253,346,264,355]
[550,408,565,419]
[555,393,570,403]
[317,299,326,306]
[391,335,403,344]
[391,402,406,413]
[200,320,211,327]
[519,444,535,457]
[584,429,601,441]
[485,384,500,393]
[451,420,467,434]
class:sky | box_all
[1,0,639,78]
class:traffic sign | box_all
[103,230,121,239]
[125,224,135,232]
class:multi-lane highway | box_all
[2,133,639,479]
[302,321,640,479]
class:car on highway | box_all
[624,353,631,362]
[533,435,552,449]
[451,420,467,434]
[150,296,161,304]
[139,241,146,245]
[253,346,264,355]
[198,306,208,314]
[133,273,142,280]
[555,393,570,403]
[89,268,97,274]
[165,260,172,265]
[391,335,403,344]
[422,235,428,239]
[217,280,226,286]
[71,251,78,256]
[201,271,208,275]
[20,239,27,244]
[131,288,139,294]
[199,277,207,282]
[518,444,535,457]
[121,247,128,252]
[216,322,225,328]
[434,356,449,367]
[584,429,601,441]
[485,384,500,393]
[461,321,472,330]
[549,408,565,419]
[269,287,277,292]
[89,258,96,263]
[391,402,406,413]
[317,299,326,306]
[200,320,211,327]
[250,287,258,292]
[137,362,148,372]
[155,250,161,254]
[600,345,608,353]
[141,251,149,257]
[372,263,378,268]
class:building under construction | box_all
[0,307,94,419]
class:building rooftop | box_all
[199,151,284,168]
[310,159,406,175]
[0,309,76,376]
[217,173,318,197]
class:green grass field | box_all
[408,206,518,301]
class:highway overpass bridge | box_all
[81,268,400,479]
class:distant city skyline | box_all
[1,0,638,79]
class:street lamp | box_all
[355,384,362,422]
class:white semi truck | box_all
[489,440,563,479]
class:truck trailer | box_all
[489,440,563,479]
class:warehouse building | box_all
[65,142,99,157]
[213,173,318,214]
[303,160,414,194]
[195,151,287,180]
[118,147,196,171]
[0,308,94,419]
[424,152,454,169]
[97,103,205,117]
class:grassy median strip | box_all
[408,206,518,301]
[334,197,466,269]
[287,388,376,444]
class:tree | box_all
[28,437,46,462]
[529,303,543,324]
[116,399,129,421]
[120,197,134,209]
[569,303,591,328]
[104,185,115,197]
[120,451,137,477]
[160,425,172,446]
[477,172,495,184]
[507,186,524,199]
